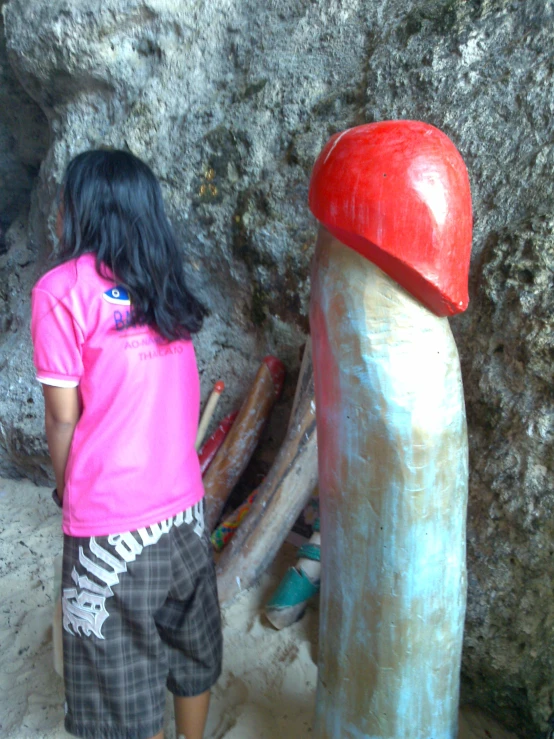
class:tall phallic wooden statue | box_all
[309,120,472,739]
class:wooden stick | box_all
[262,338,320,622]
[216,371,317,606]
[198,410,238,476]
[211,341,316,552]
[210,485,261,552]
[203,357,285,531]
[195,380,225,451]
[287,337,312,432]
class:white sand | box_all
[0,477,518,739]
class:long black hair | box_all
[58,149,205,340]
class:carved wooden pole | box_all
[309,121,472,738]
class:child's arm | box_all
[43,385,80,502]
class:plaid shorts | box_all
[61,500,222,739]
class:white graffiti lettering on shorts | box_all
[62,586,110,639]
[62,503,205,640]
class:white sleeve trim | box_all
[37,376,79,388]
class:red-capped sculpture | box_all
[309,121,471,738]
[309,120,472,316]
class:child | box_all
[31,149,222,739]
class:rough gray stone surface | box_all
[0,0,553,735]
[460,215,554,735]
[0,0,48,238]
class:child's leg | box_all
[174,691,210,739]
[61,531,169,739]
[156,503,222,739]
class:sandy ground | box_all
[0,477,519,739]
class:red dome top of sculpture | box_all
[309,120,472,316]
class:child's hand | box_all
[52,487,63,509]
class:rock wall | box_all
[0,0,48,478]
[0,0,48,239]
[1,0,552,736]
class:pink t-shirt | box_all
[31,253,204,537]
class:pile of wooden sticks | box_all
[198,342,318,608]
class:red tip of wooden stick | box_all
[262,356,286,397]
[214,381,225,394]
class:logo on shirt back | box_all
[103,286,131,306]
